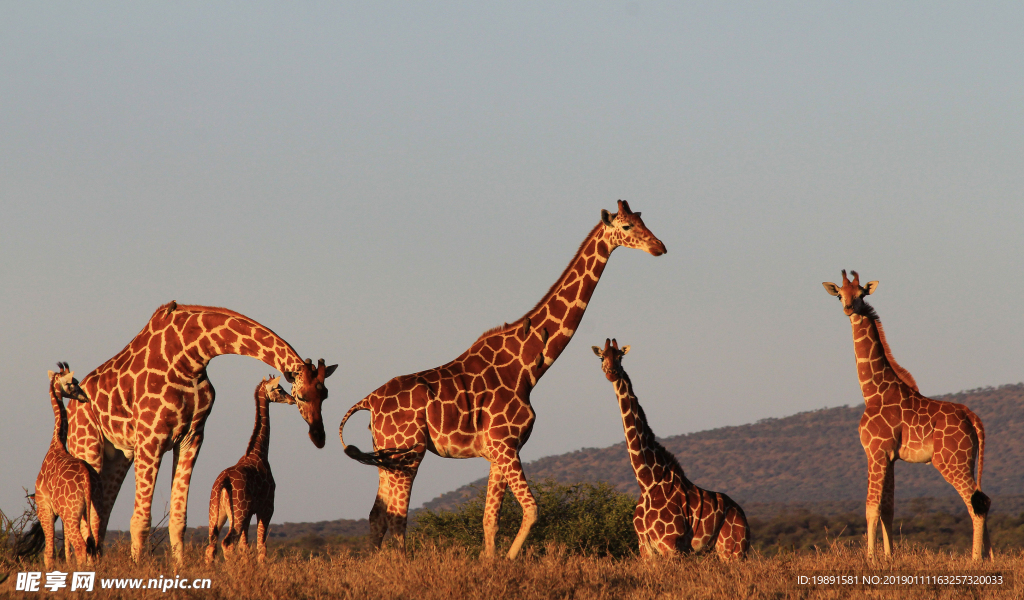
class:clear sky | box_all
[2,3,1022,529]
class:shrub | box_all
[412,480,638,557]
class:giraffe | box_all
[205,376,294,564]
[339,200,667,559]
[592,339,749,559]
[64,301,337,563]
[35,363,103,569]
[823,270,991,561]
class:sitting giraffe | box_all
[35,363,103,569]
[823,270,991,561]
[592,340,749,559]
[205,375,295,564]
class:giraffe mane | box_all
[623,374,687,480]
[861,303,920,393]
[475,222,604,342]
[148,302,302,358]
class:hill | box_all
[423,383,1024,513]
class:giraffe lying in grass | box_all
[205,376,295,563]
[35,363,103,568]
[593,339,749,559]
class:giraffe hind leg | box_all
[481,463,507,559]
[494,455,537,560]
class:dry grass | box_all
[2,537,1022,599]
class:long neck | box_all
[528,223,612,366]
[850,311,919,402]
[612,372,684,490]
[245,385,270,457]
[131,304,308,379]
[48,381,68,451]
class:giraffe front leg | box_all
[168,431,204,564]
[97,445,132,543]
[864,454,888,561]
[878,459,895,558]
[495,454,537,560]
[129,446,164,562]
[481,463,506,559]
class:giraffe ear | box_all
[822,282,841,296]
[864,281,879,295]
[601,209,614,227]
[592,346,603,357]
[47,370,55,379]
[324,364,339,378]
[621,345,630,355]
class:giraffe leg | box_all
[368,493,389,549]
[481,463,506,559]
[879,459,895,557]
[256,500,273,564]
[237,514,253,561]
[97,445,132,544]
[129,445,164,562]
[634,504,654,559]
[206,483,228,563]
[933,447,990,561]
[167,430,205,564]
[378,461,421,554]
[864,453,889,561]
[65,509,89,567]
[494,454,536,560]
[38,500,55,570]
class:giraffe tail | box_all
[339,397,416,471]
[964,405,986,489]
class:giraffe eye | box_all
[622,225,632,231]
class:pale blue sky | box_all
[2,3,1022,528]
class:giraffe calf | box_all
[593,339,750,559]
[206,376,294,564]
[34,363,103,569]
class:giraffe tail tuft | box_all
[971,490,991,516]
[344,445,417,471]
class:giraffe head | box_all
[282,358,338,448]
[592,338,631,382]
[600,200,667,256]
[822,270,879,317]
[47,362,88,402]
[258,376,295,405]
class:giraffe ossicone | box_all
[32,363,103,569]
[64,302,336,564]
[593,339,750,559]
[823,270,991,561]
[206,376,293,564]
[339,200,667,559]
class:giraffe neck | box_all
[527,224,611,367]
[245,384,271,458]
[86,303,307,388]
[612,372,685,489]
[48,380,69,452]
[849,312,919,401]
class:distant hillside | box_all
[423,384,1024,513]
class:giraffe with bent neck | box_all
[206,376,294,564]
[35,363,103,569]
[592,339,749,559]
[339,201,667,559]
[64,302,336,563]
[823,270,991,561]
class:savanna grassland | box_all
[2,537,1022,600]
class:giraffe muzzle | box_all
[309,421,326,448]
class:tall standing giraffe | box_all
[592,339,749,559]
[35,363,103,569]
[339,201,667,558]
[64,302,337,563]
[205,376,294,564]
[823,270,991,561]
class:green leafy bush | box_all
[412,480,638,557]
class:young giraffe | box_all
[205,376,294,564]
[339,201,667,559]
[823,270,991,561]
[64,301,336,563]
[592,339,749,559]
[35,363,103,569]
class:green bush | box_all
[412,480,638,557]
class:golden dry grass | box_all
[3,538,1023,599]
